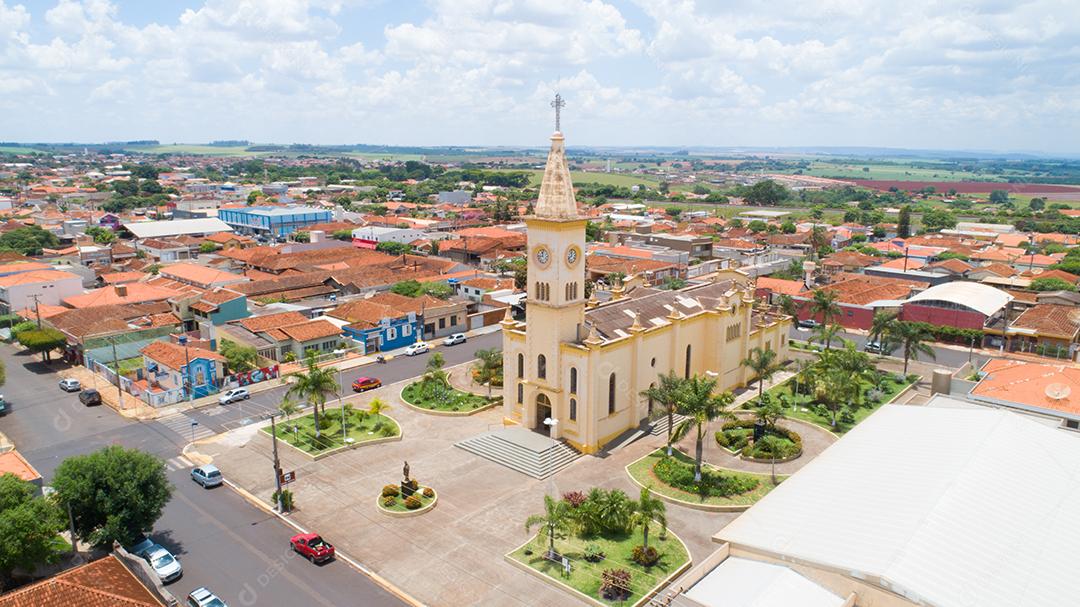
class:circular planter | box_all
[398,383,498,417]
[376,487,438,517]
[740,448,803,464]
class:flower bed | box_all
[401,380,492,412]
[760,372,913,434]
[508,528,690,606]
[626,449,777,508]
[261,407,399,454]
[377,482,437,516]
[715,419,802,460]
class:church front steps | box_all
[454,429,582,479]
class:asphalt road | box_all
[0,346,405,607]
[786,325,987,370]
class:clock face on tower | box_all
[566,246,580,267]
[534,246,551,266]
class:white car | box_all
[219,388,249,405]
[403,342,430,356]
[187,587,227,607]
[144,544,182,583]
[58,378,82,392]
[443,333,467,346]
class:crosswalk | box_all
[164,455,193,472]
[157,412,216,441]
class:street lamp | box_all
[178,334,192,402]
[267,412,284,512]
[543,417,558,450]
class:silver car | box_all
[219,387,249,404]
[187,587,228,607]
[144,544,182,583]
[190,465,223,488]
[444,333,467,346]
[58,378,82,392]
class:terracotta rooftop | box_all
[0,450,40,482]
[815,273,925,306]
[1010,304,1080,339]
[1022,269,1080,284]
[973,359,1080,417]
[99,271,145,285]
[237,311,309,332]
[158,263,248,288]
[278,319,342,342]
[974,262,1017,278]
[875,257,927,271]
[927,258,974,274]
[141,340,224,371]
[755,276,805,296]
[63,283,182,309]
[821,251,878,268]
[0,269,81,287]
[0,554,163,607]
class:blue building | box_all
[218,205,332,238]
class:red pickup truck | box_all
[290,533,335,563]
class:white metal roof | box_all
[124,218,232,239]
[904,281,1012,317]
[686,557,845,607]
[717,405,1080,607]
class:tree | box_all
[0,473,65,587]
[368,396,390,418]
[810,289,841,326]
[744,179,789,206]
[777,294,798,320]
[198,241,218,254]
[524,494,572,560]
[16,328,65,363]
[473,348,502,397]
[741,347,782,407]
[0,226,59,255]
[811,323,842,350]
[894,321,936,375]
[1029,197,1046,212]
[1030,277,1077,292]
[85,226,115,245]
[278,396,299,421]
[780,221,796,234]
[640,372,686,456]
[629,487,666,551]
[219,338,258,373]
[748,219,767,233]
[376,241,411,255]
[292,231,310,243]
[921,208,957,231]
[869,311,898,353]
[989,190,1010,205]
[897,205,912,238]
[423,352,449,386]
[285,353,339,438]
[52,446,172,549]
[754,398,786,429]
[670,375,735,482]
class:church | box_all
[500,124,792,454]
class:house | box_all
[819,250,877,274]
[0,450,42,495]
[63,283,182,309]
[329,292,468,353]
[440,234,527,266]
[901,281,1012,331]
[141,339,227,399]
[188,288,251,327]
[45,301,180,364]
[996,304,1080,359]
[925,257,974,277]
[351,226,427,245]
[794,273,926,330]
[135,238,193,262]
[222,311,342,361]
[457,276,517,303]
[754,276,805,303]
[585,254,682,284]
[0,269,84,314]
[437,190,472,205]
[971,359,1080,425]
[0,554,166,607]
[204,231,257,249]
[157,262,249,290]
[688,405,1080,607]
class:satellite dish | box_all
[1045,383,1072,400]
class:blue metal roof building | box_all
[218,205,332,237]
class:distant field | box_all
[124,144,263,156]
[506,168,661,188]
[343,151,425,162]
[802,161,995,182]
[0,146,48,154]
[852,179,1080,195]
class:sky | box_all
[1,0,1078,153]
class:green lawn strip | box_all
[261,407,398,453]
[628,449,778,507]
[401,381,491,412]
[379,489,435,512]
[509,528,689,606]
[760,375,913,434]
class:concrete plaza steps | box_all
[455,427,582,479]
[648,413,688,437]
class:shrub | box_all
[404,494,422,510]
[653,455,759,498]
[379,424,397,437]
[574,488,634,535]
[381,496,396,508]
[562,490,587,508]
[714,431,730,448]
[631,545,660,567]
[408,478,419,491]
[583,543,606,563]
[422,487,434,498]
[382,484,400,498]
[272,489,294,511]
[600,568,632,601]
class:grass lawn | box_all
[509,528,689,606]
[494,168,660,188]
[379,487,436,512]
[401,381,493,412]
[627,449,779,507]
[761,373,913,434]
[124,144,263,156]
[262,406,398,453]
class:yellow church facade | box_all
[501,129,791,454]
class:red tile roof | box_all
[0,555,163,607]
[974,359,1080,416]
[1010,304,1080,338]
[141,340,224,371]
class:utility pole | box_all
[269,413,284,512]
[29,293,42,328]
[110,336,124,409]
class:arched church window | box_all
[538,354,547,380]
[570,367,577,394]
[608,373,616,415]
[517,353,524,379]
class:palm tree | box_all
[640,372,686,456]
[869,311,898,354]
[285,353,339,439]
[671,375,735,482]
[895,321,936,375]
[777,293,799,320]
[278,396,299,422]
[524,494,572,560]
[424,352,449,387]
[754,398,786,429]
[811,322,842,350]
[741,347,782,407]
[630,487,666,550]
[473,348,502,397]
[810,289,841,326]
[367,397,391,430]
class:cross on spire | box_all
[550,93,566,132]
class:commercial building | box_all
[351,226,427,245]
[218,205,333,238]
[0,269,83,314]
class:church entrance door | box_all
[535,393,553,435]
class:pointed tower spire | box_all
[534,95,579,220]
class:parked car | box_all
[127,537,154,558]
[443,333,467,346]
[219,388,250,405]
[0,395,8,415]
[144,544,182,583]
[796,318,819,330]
[290,533,335,563]
[78,389,101,406]
[187,587,227,607]
[351,377,382,392]
[864,340,886,354]
[403,342,429,356]
[58,378,81,392]
[190,464,223,488]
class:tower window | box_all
[569,398,577,421]
[538,354,546,380]
[517,353,524,379]
[517,382,523,404]
[570,367,577,394]
[685,344,692,379]
[608,373,616,415]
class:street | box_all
[0,346,406,607]
[786,325,987,370]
